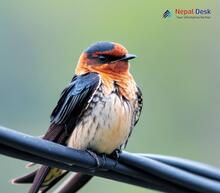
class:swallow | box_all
[12,41,143,193]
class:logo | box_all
[162,10,172,18]
[162,8,212,19]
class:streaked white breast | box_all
[68,87,134,154]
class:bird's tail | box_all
[11,170,37,184]
[12,168,93,193]
[12,166,68,193]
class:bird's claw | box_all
[85,149,121,171]
[85,150,106,171]
[110,149,121,169]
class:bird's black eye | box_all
[98,55,108,63]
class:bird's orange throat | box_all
[75,61,136,100]
[99,71,137,100]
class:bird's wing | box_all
[13,72,101,193]
[133,85,143,127]
[43,72,101,143]
[50,72,101,126]
[124,85,143,148]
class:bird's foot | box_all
[85,150,106,171]
[109,149,121,169]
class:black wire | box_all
[140,153,220,182]
[0,143,195,193]
[0,126,180,192]
[119,152,220,193]
[0,126,220,193]
[0,125,193,190]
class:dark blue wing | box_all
[24,72,101,193]
[50,72,101,126]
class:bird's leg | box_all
[85,150,106,170]
[109,149,121,169]
[99,153,107,169]
[86,149,100,169]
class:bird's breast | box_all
[68,86,134,154]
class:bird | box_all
[11,41,143,193]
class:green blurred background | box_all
[0,1,219,193]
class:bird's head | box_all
[75,41,136,76]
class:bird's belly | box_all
[68,93,133,154]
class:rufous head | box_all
[75,41,136,75]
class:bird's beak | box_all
[117,54,137,61]
[111,54,137,63]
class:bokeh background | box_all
[0,1,219,193]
